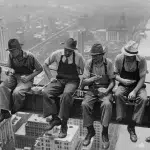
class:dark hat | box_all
[62,38,77,51]
[90,43,106,55]
[6,38,23,51]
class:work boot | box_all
[3,111,12,119]
[46,115,57,123]
[127,126,137,142]
[0,109,11,122]
[83,126,95,146]
[58,119,68,138]
[11,109,17,115]
[0,113,5,122]
[102,133,110,149]
[45,116,61,131]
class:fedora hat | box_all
[6,38,23,51]
[90,43,106,55]
[122,40,139,56]
[62,38,77,51]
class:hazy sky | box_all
[3,0,150,7]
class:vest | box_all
[11,55,33,75]
[56,52,79,81]
[119,57,140,87]
[89,58,110,89]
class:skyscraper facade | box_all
[0,118,15,150]
[34,125,80,150]
[0,18,9,64]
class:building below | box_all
[34,125,80,150]
[81,137,94,150]
[11,115,22,132]
[15,123,36,149]
[68,119,119,150]
[25,114,49,137]
[15,114,49,149]
[0,118,15,150]
[12,112,31,132]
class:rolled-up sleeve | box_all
[139,57,147,78]
[44,51,57,66]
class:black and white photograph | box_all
[0,0,150,150]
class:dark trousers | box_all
[82,91,113,127]
[115,85,147,124]
[42,79,79,119]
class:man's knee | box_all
[61,92,72,103]
[114,90,123,99]
[42,88,54,98]
[42,88,49,97]
[139,96,148,104]
[12,89,23,97]
[82,100,89,109]
[102,99,112,109]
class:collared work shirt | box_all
[44,49,85,74]
[83,58,114,79]
[114,53,147,78]
[7,51,42,72]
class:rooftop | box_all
[27,114,47,124]
[15,123,26,136]
[44,125,79,143]
[11,116,21,125]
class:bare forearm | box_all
[134,76,145,93]
[82,77,96,87]
[28,68,43,80]
[79,76,97,90]
[43,64,53,80]
[115,74,122,83]
[106,79,115,93]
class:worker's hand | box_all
[76,89,85,98]
[120,78,136,86]
[98,88,108,96]
[128,90,136,100]
[5,68,15,76]
[20,75,30,83]
[90,75,102,82]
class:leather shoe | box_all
[58,124,68,138]
[102,133,110,149]
[0,114,5,122]
[11,110,17,115]
[45,117,61,131]
[127,126,137,142]
[145,136,150,142]
[4,111,12,119]
[83,126,95,146]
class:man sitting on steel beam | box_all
[0,38,43,122]
[114,40,148,143]
[77,43,115,149]
[42,38,85,138]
